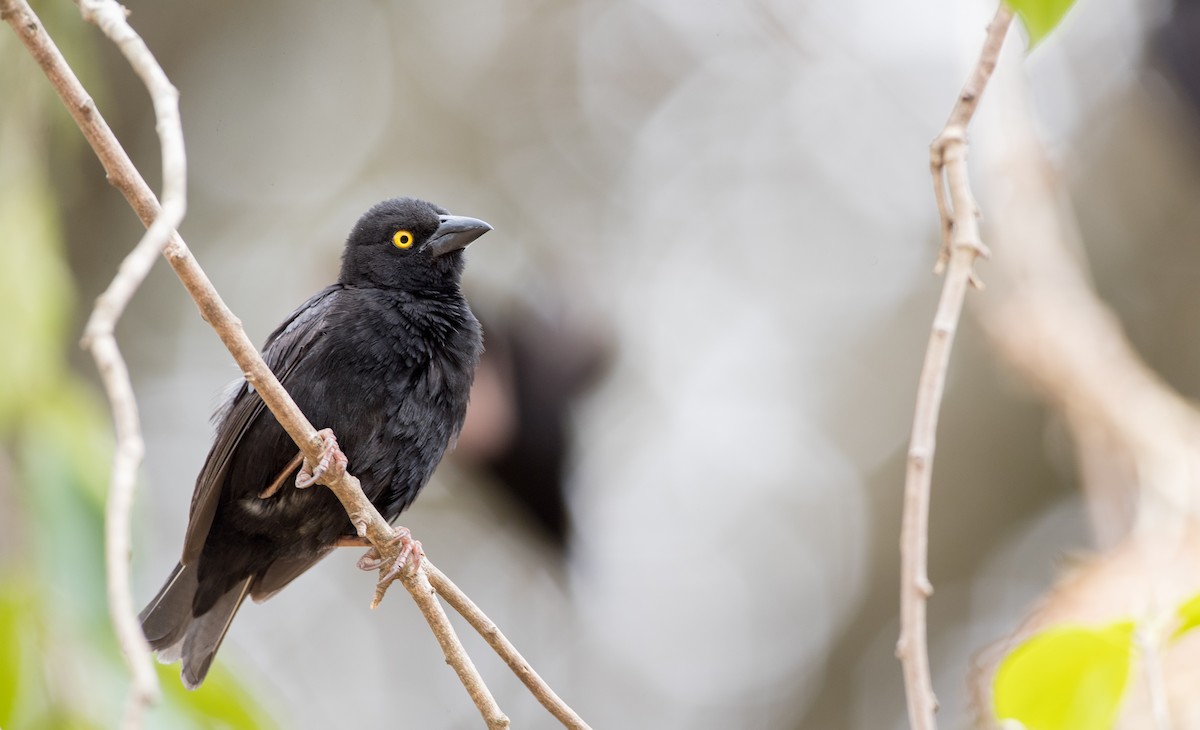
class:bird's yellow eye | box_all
[393,230,414,249]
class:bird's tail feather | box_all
[181,576,252,689]
[139,562,198,654]
[139,562,252,689]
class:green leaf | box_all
[1172,592,1200,641]
[0,167,72,434]
[0,580,29,727]
[1005,0,1078,48]
[158,662,282,730]
[993,620,1134,730]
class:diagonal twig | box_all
[405,562,510,729]
[427,564,594,730]
[897,5,1013,730]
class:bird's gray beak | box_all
[427,214,492,258]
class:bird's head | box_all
[338,197,491,291]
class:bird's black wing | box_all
[182,285,344,564]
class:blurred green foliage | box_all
[0,12,277,730]
[1172,591,1200,641]
[992,620,1134,730]
[993,589,1200,729]
[1004,0,1078,48]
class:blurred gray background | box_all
[4,0,1200,727]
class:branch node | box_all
[933,125,967,153]
[370,568,399,609]
[908,448,931,469]
[349,511,369,538]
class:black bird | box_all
[139,197,490,689]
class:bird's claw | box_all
[359,527,425,609]
[357,527,424,579]
[296,428,347,489]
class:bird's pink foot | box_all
[259,452,303,499]
[296,428,347,489]
[354,527,425,580]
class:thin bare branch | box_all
[406,564,511,729]
[88,337,159,729]
[26,0,191,725]
[898,6,1013,729]
[931,3,1012,276]
[427,563,592,730]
